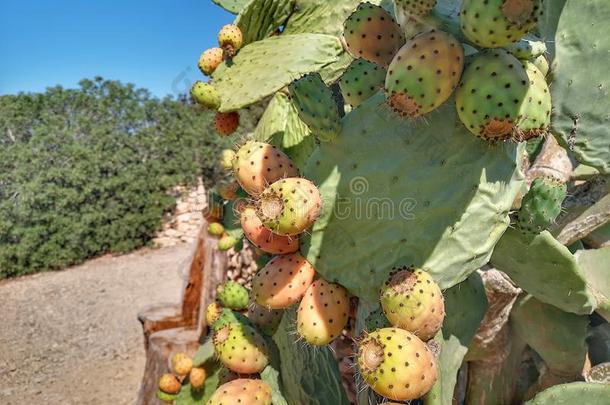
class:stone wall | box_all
[153,178,207,247]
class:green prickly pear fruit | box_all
[156,389,178,403]
[455,49,552,141]
[205,302,223,326]
[288,73,341,142]
[198,47,224,76]
[297,278,350,346]
[339,58,386,108]
[206,379,272,405]
[211,307,252,331]
[532,54,549,77]
[343,3,406,67]
[379,266,445,341]
[207,222,225,236]
[256,177,322,236]
[386,29,464,118]
[515,176,567,237]
[395,0,437,16]
[189,367,206,389]
[364,307,391,331]
[247,302,284,336]
[190,81,220,110]
[218,24,243,58]
[357,327,438,401]
[217,235,239,251]
[217,280,249,310]
[171,352,193,376]
[505,36,547,60]
[214,111,239,135]
[158,373,182,394]
[233,140,299,197]
[213,322,269,374]
[252,252,316,309]
[460,0,543,48]
[220,149,235,170]
[241,207,299,255]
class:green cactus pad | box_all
[524,382,610,405]
[283,0,364,36]
[511,294,589,376]
[289,73,341,142]
[254,92,311,147]
[576,247,610,321]
[272,310,349,405]
[364,306,391,331]
[515,177,567,237]
[235,0,294,45]
[505,35,548,60]
[548,0,610,173]
[339,58,386,108]
[460,0,543,48]
[302,94,523,301]
[212,34,343,112]
[491,229,597,314]
[212,0,250,14]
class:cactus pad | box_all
[235,0,293,45]
[524,382,610,405]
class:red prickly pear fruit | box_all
[214,111,239,135]
[207,379,272,405]
[256,177,322,236]
[158,373,181,394]
[218,24,243,58]
[297,278,350,346]
[205,301,223,326]
[207,222,225,236]
[247,302,284,336]
[233,140,299,197]
[386,30,464,118]
[189,367,206,389]
[198,47,224,76]
[252,252,316,309]
[357,327,438,401]
[241,207,299,255]
[171,352,193,376]
[343,3,405,68]
[213,323,269,374]
[379,266,445,341]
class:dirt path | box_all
[0,244,192,405]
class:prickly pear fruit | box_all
[171,352,193,376]
[191,81,220,110]
[211,307,252,331]
[207,379,272,405]
[297,278,349,346]
[198,47,224,76]
[218,24,243,58]
[288,73,341,142]
[531,54,549,77]
[233,140,299,197]
[386,29,464,118]
[515,176,567,237]
[395,0,436,16]
[379,266,445,341]
[213,322,269,374]
[218,181,239,201]
[247,303,284,336]
[241,207,299,255]
[207,222,225,236]
[218,235,239,251]
[205,302,223,326]
[460,0,543,48]
[339,58,386,107]
[252,252,316,309]
[357,327,438,401]
[506,36,547,60]
[256,177,322,236]
[217,281,249,310]
[158,373,181,394]
[220,149,235,170]
[156,389,178,403]
[455,49,551,141]
[214,111,239,135]
[365,307,391,331]
[189,367,206,389]
[343,3,406,67]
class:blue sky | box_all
[0,0,234,98]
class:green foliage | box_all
[0,77,260,278]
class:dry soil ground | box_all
[0,244,192,405]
